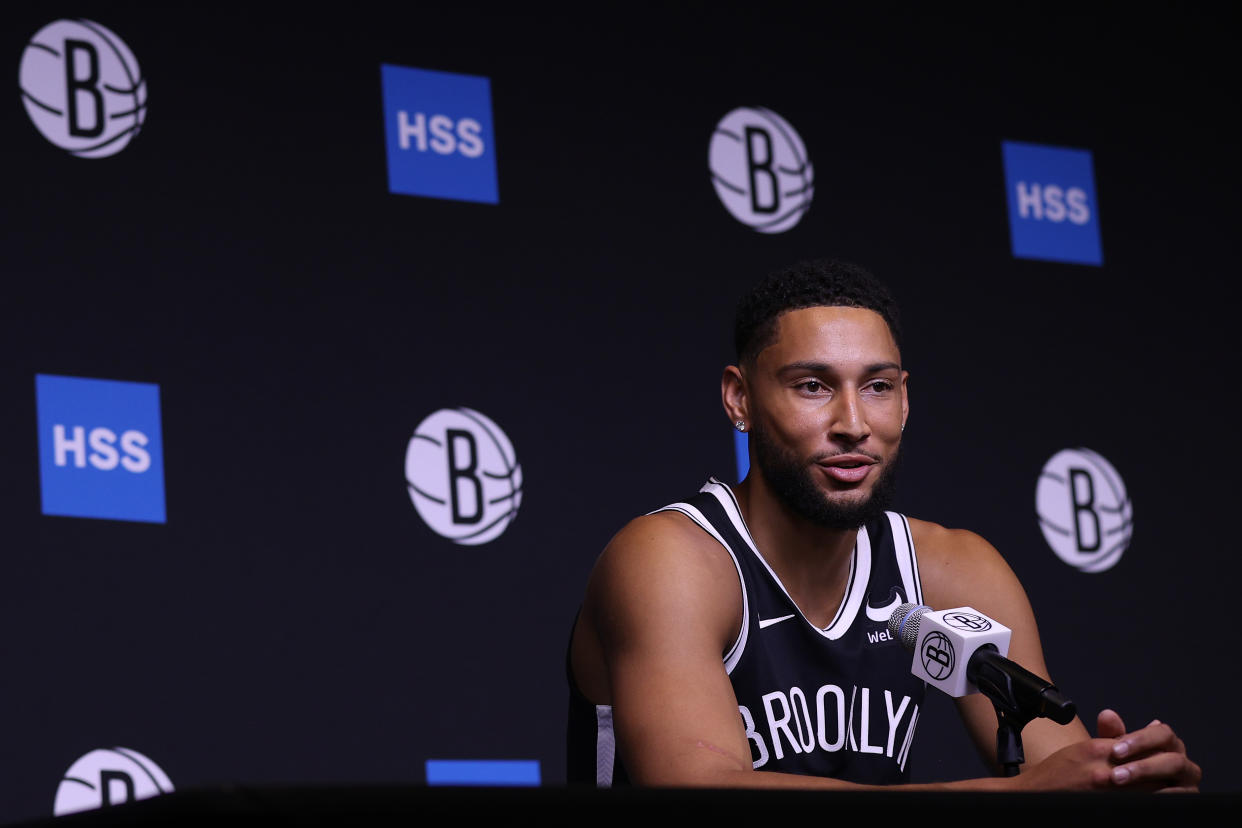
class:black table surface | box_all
[9,784,1236,827]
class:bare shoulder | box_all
[594,509,734,575]
[907,517,1031,622]
[572,508,744,704]
[907,517,1001,569]
[585,509,741,625]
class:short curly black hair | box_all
[734,258,902,366]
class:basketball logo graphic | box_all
[19,19,147,158]
[942,611,992,632]
[708,106,813,233]
[405,407,522,545]
[1036,447,1133,573]
[920,632,955,681]
[53,747,173,816]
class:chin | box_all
[750,421,901,529]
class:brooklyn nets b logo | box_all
[920,632,955,681]
[405,407,522,545]
[708,106,814,233]
[942,611,992,633]
[19,19,147,158]
[1035,447,1133,573]
[53,747,173,816]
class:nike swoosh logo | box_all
[758,613,796,629]
[865,593,904,623]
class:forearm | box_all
[626,738,1012,791]
[642,766,1013,792]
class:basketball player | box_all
[566,259,1199,791]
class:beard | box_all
[749,419,900,530]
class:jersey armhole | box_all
[654,503,749,674]
[887,511,923,606]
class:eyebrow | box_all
[777,360,903,375]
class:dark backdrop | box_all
[2,3,1237,822]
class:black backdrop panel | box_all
[2,4,1238,822]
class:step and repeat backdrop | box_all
[2,4,1237,821]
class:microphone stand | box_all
[966,645,1078,777]
[992,708,1028,777]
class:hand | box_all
[1008,732,1121,792]
[1010,709,1200,793]
[1097,709,1201,793]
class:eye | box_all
[794,379,824,397]
[866,379,895,394]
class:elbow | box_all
[626,740,755,788]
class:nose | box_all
[828,388,870,444]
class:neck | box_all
[733,475,859,623]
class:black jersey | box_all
[567,477,927,786]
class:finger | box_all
[1111,721,1182,762]
[1111,752,1201,789]
[1096,708,1127,740]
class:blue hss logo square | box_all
[1001,140,1102,266]
[35,374,166,524]
[381,64,499,204]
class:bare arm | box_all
[583,512,758,785]
[575,515,1036,790]
[914,521,1200,791]
[574,513,1198,791]
[913,521,1089,769]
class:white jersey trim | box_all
[702,477,869,641]
[887,511,923,606]
[651,502,750,674]
[595,705,616,787]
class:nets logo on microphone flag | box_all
[904,606,1012,699]
[35,374,166,524]
[1001,140,1102,266]
[381,64,499,204]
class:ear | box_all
[722,364,749,429]
[900,369,910,431]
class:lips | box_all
[817,455,877,484]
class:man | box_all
[566,258,1199,791]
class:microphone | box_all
[888,603,1076,725]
